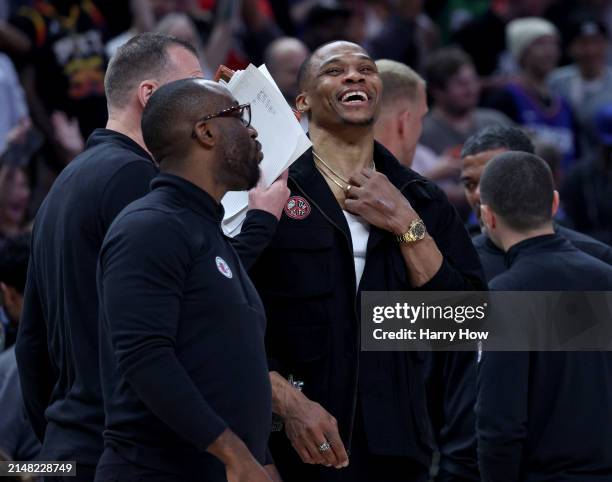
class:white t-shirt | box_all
[343,211,370,290]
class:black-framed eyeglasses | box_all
[191,103,252,138]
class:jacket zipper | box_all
[289,176,422,453]
[290,177,360,453]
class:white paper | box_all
[220,63,312,236]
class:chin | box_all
[340,115,375,127]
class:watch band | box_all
[396,218,426,244]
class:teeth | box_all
[341,91,368,102]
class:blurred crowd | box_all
[1,0,612,474]
[1,0,612,248]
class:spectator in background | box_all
[0,162,31,244]
[301,0,352,51]
[486,17,578,177]
[373,59,428,169]
[10,0,108,141]
[156,12,215,77]
[0,53,28,155]
[452,0,554,78]
[264,36,309,107]
[104,0,159,58]
[460,125,612,282]
[365,0,439,74]
[549,13,612,158]
[421,47,511,218]
[562,104,612,246]
[0,233,40,462]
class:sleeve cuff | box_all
[197,417,228,453]
[244,209,279,234]
[417,259,454,290]
[267,357,284,374]
[264,447,274,465]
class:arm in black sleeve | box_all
[15,256,56,442]
[228,209,278,271]
[99,160,158,231]
[476,351,529,482]
[418,187,486,291]
[100,211,228,450]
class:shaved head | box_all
[142,78,262,191]
[298,40,369,91]
[142,78,233,165]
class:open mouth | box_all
[337,89,370,106]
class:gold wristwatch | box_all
[396,218,427,244]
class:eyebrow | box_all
[318,54,375,70]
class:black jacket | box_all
[477,234,612,481]
[434,225,612,481]
[97,174,272,479]
[473,224,612,282]
[250,144,485,473]
[16,129,277,466]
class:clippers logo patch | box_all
[284,196,311,220]
[215,256,233,278]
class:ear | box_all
[192,120,216,149]
[137,80,158,109]
[551,190,560,217]
[480,204,496,231]
[296,92,309,115]
[397,109,411,138]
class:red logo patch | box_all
[215,256,233,278]
[284,196,311,220]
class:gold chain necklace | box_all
[313,151,375,192]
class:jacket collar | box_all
[86,128,154,163]
[288,141,423,253]
[505,233,575,267]
[289,141,423,193]
[150,173,224,223]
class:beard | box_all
[217,128,261,191]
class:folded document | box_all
[219,64,311,236]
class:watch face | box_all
[412,221,426,239]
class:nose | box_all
[344,66,365,83]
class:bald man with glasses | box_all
[95,79,283,482]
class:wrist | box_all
[391,208,419,236]
[271,372,305,418]
[207,428,251,466]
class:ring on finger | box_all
[318,441,332,453]
[344,184,352,195]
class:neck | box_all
[106,110,150,155]
[522,71,549,95]
[163,163,226,203]
[309,122,375,176]
[500,224,555,252]
[374,118,403,164]
[434,105,473,131]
